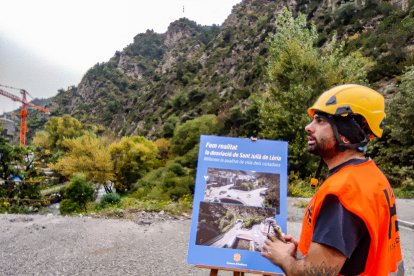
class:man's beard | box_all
[307,137,339,159]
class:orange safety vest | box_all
[298,160,404,276]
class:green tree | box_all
[32,130,52,149]
[0,135,22,180]
[43,115,86,150]
[259,8,371,177]
[371,66,414,192]
[163,115,179,138]
[154,138,170,161]
[50,134,114,185]
[109,136,158,194]
[60,173,96,213]
[134,161,194,201]
[170,114,221,156]
[31,130,53,165]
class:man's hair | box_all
[332,115,369,144]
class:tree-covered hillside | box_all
[22,0,414,196]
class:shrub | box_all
[60,199,81,214]
[133,160,195,202]
[63,174,96,212]
[163,115,179,138]
[287,172,315,198]
[96,193,122,210]
[101,193,121,205]
[171,92,188,110]
[188,89,205,103]
[167,162,186,176]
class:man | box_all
[262,84,404,275]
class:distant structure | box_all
[0,117,16,141]
[0,85,50,146]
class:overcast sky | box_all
[0,0,242,115]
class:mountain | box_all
[33,0,414,139]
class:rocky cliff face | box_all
[42,0,413,139]
[117,52,145,80]
[47,0,282,137]
[164,20,195,48]
[323,0,410,11]
[161,20,204,73]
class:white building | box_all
[0,117,16,141]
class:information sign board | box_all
[187,135,288,274]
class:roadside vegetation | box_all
[1,7,413,216]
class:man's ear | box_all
[340,135,350,144]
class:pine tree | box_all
[259,8,371,178]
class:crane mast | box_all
[0,87,50,146]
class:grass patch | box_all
[40,183,68,196]
[293,199,309,208]
[394,188,414,199]
[94,194,193,217]
[288,172,316,198]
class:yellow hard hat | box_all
[308,84,386,138]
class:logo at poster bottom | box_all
[233,253,241,262]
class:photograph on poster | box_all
[195,201,277,252]
[204,168,280,211]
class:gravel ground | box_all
[0,198,412,276]
[0,213,199,276]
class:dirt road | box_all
[0,198,412,275]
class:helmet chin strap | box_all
[310,158,324,189]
